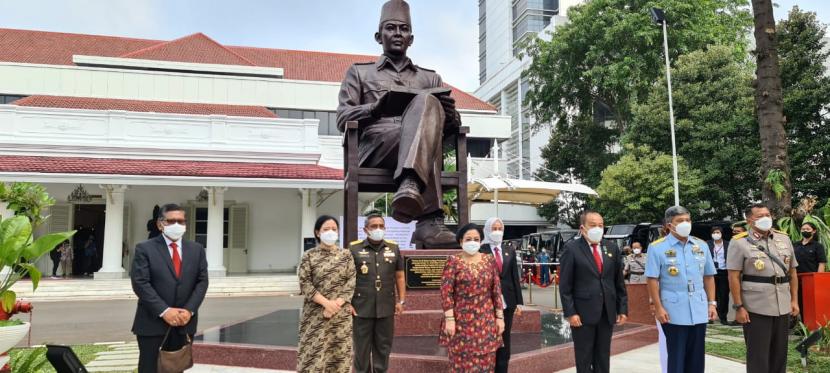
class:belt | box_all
[742,274,789,284]
[630,271,644,275]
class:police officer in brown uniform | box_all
[726,203,799,373]
[349,213,406,373]
[336,0,461,248]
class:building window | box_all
[479,0,487,84]
[194,207,229,248]
[269,108,340,136]
[512,0,557,55]
[468,138,494,158]
[0,95,26,104]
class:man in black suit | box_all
[131,203,209,373]
[480,217,524,373]
[559,210,628,373]
[706,226,731,325]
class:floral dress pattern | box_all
[439,254,504,372]
[297,246,356,373]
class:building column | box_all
[206,187,228,277]
[299,189,318,258]
[95,184,127,279]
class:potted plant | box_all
[0,182,75,360]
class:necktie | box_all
[171,242,182,278]
[591,244,603,273]
[493,246,503,273]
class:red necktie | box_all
[493,246,503,273]
[591,244,603,273]
[170,242,182,278]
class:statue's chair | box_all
[342,120,470,244]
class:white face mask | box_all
[633,248,642,255]
[163,223,186,241]
[585,226,604,243]
[320,230,339,246]
[711,233,722,241]
[368,229,385,242]
[462,241,481,255]
[754,216,773,232]
[675,221,692,238]
[489,230,504,243]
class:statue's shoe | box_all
[391,178,424,223]
[411,216,459,249]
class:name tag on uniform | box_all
[358,250,370,256]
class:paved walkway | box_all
[85,341,138,372]
[189,365,292,372]
[555,343,745,372]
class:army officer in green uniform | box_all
[349,213,406,373]
[727,203,799,373]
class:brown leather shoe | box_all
[410,215,459,249]
[391,177,424,223]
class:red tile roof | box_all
[14,95,277,118]
[0,28,495,111]
[120,33,257,66]
[0,156,343,180]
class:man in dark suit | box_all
[131,203,209,373]
[706,226,731,325]
[559,210,628,373]
[480,217,524,373]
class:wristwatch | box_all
[732,304,744,310]
[708,301,717,306]
[398,300,406,306]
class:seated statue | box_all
[336,0,460,248]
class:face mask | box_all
[489,230,504,243]
[711,233,722,241]
[368,229,385,242]
[320,230,339,246]
[163,223,186,241]
[585,227,604,243]
[802,231,813,239]
[633,249,642,255]
[462,241,481,255]
[674,221,692,238]
[754,217,773,232]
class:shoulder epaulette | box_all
[383,239,397,245]
[650,237,666,245]
[354,61,374,65]
[416,65,436,72]
[772,229,788,235]
[732,232,748,239]
[349,239,364,246]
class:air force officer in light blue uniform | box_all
[646,206,717,373]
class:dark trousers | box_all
[571,311,613,373]
[714,271,730,322]
[495,307,516,373]
[360,93,445,215]
[661,323,706,373]
[353,316,395,373]
[137,332,190,373]
[51,256,61,276]
[743,313,789,373]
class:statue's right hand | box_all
[370,91,390,118]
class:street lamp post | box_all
[651,7,680,206]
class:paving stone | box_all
[86,358,138,367]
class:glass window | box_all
[467,138,493,158]
[194,207,229,248]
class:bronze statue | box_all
[337,0,461,248]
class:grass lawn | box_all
[8,344,115,373]
[705,326,830,372]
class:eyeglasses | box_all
[161,219,187,225]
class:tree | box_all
[625,45,760,219]
[523,0,751,220]
[778,7,830,205]
[594,145,707,224]
[750,0,792,216]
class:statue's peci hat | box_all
[379,0,411,27]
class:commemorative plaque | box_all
[405,255,448,289]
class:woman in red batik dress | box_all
[439,223,505,372]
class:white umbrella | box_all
[468,177,597,205]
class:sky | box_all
[0,1,827,93]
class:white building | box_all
[0,28,512,278]
[475,0,586,181]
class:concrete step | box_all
[11,275,300,301]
